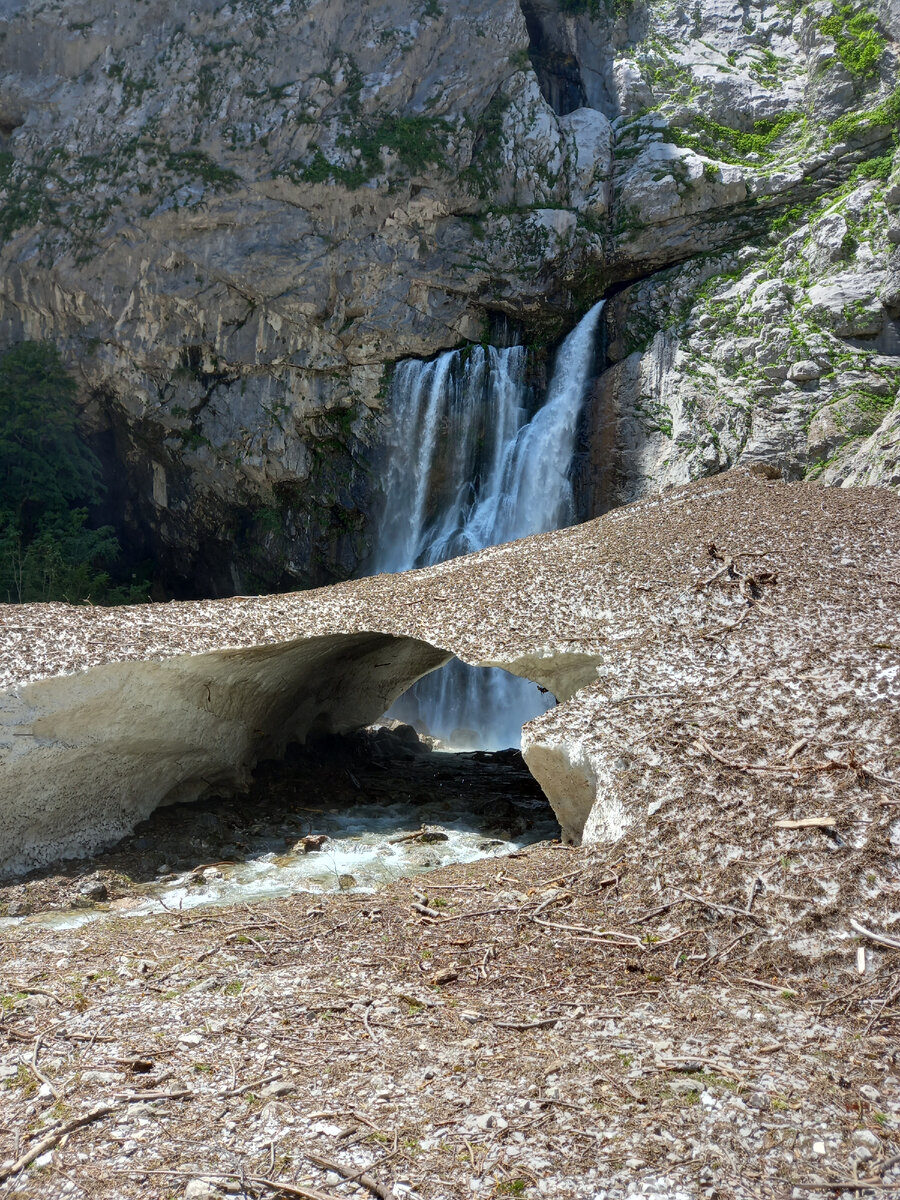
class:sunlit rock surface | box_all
[2,470,898,889]
[1,0,897,591]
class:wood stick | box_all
[774,817,835,829]
[104,1170,340,1199]
[494,1017,561,1030]
[0,1103,118,1183]
[850,920,900,951]
[304,1151,394,1200]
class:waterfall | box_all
[372,299,605,749]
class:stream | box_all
[0,726,559,930]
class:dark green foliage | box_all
[0,342,100,530]
[819,5,886,79]
[0,151,60,243]
[849,151,893,182]
[460,93,512,197]
[0,342,148,604]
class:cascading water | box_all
[372,299,605,749]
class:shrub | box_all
[820,5,886,79]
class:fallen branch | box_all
[107,1170,340,1200]
[792,1183,900,1193]
[696,738,899,787]
[250,1178,340,1200]
[773,817,836,829]
[529,915,643,946]
[0,1101,124,1182]
[219,1073,282,1098]
[850,920,900,952]
[494,1017,561,1030]
[656,1055,745,1083]
[304,1151,394,1200]
[693,930,752,975]
[411,905,521,925]
[728,974,797,997]
[679,891,767,927]
[389,829,426,845]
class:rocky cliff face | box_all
[0,0,897,591]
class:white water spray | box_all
[372,300,605,748]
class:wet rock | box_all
[6,897,32,917]
[338,874,357,890]
[419,828,449,843]
[79,880,109,902]
[295,834,329,853]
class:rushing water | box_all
[0,740,557,931]
[373,300,605,749]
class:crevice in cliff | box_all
[518,0,587,115]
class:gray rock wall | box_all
[0,0,897,589]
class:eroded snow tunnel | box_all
[1,628,591,880]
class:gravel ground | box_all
[1,840,897,1200]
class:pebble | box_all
[474,1112,508,1131]
[260,1079,294,1099]
[184,1182,218,1200]
[852,1129,881,1151]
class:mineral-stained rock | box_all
[1,470,897,938]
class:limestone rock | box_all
[787,361,821,383]
[806,272,887,338]
[0,0,898,589]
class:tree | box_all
[0,341,148,604]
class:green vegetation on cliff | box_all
[668,111,804,162]
[828,84,900,141]
[0,342,148,605]
[289,114,452,189]
[819,4,886,79]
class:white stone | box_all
[474,1112,508,1132]
[787,361,821,382]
